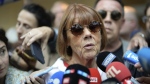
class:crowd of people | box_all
[0,0,150,84]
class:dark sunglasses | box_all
[98,10,121,21]
[66,21,101,36]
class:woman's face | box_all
[16,10,38,44]
[146,7,150,30]
[67,19,101,60]
[0,41,9,78]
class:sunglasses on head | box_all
[66,21,101,36]
[98,10,121,21]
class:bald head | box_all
[51,1,69,28]
[51,1,68,14]
[120,6,139,41]
[124,6,138,22]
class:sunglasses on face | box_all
[98,10,121,21]
[66,21,101,36]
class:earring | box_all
[67,46,72,56]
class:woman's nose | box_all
[83,27,92,39]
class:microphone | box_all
[33,67,58,77]
[62,64,90,84]
[48,71,64,84]
[23,67,58,84]
[89,68,101,84]
[96,52,139,84]
[137,47,150,74]
[123,50,139,65]
[96,51,121,72]
[106,62,140,84]
[101,78,121,84]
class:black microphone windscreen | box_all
[62,64,90,84]
[96,51,120,72]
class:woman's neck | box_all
[66,55,97,68]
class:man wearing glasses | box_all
[95,0,126,63]
[94,0,148,79]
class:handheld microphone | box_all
[62,64,90,84]
[96,52,140,84]
[101,78,121,84]
[96,51,121,72]
[106,62,131,82]
[89,68,101,84]
[33,67,58,77]
[137,47,150,74]
[48,71,64,84]
[106,62,140,84]
[123,50,139,65]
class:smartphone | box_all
[30,42,45,64]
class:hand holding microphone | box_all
[134,62,150,84]
[134,63,144,72]
[96,51,140,84]
[124,47,150,74]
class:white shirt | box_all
[44,58,107,84]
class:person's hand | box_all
[136,77,150,84]
[127,33,148,50]
[21,76,45,84]
[134,62,144,72]
[21,70,45,84]
[21,26,54,50]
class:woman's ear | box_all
[67,46,72,56]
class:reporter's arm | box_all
[134,62,144,72]
[127,32,148,50]
[21,68,48,84]
[21,26,54,50]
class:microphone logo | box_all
[102,53,116,67]
[124,50,139,65]
[90,77,98,83]
[106,66,121,78]
[49,78,60,84]
[127,52,138,61]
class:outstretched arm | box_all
[127,32,148,50]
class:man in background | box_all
[120,6,140,42]
[95,0,148,78]
[51,1,69,34]
[95,0,126,63]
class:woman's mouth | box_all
[84,44,94,49]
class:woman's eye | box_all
[24,24,31,29]
[0,49,5,56]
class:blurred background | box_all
[0,0,149,30]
